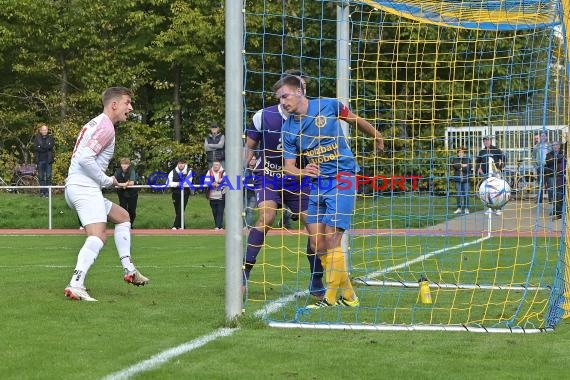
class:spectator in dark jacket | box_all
[34,124,55,197]
[476,135,505,176]
[204,123,225,168]
[114,158,139,227]
[544,141,566,220]
[476,135,506,216]
[450,146,472,214]
[168,158,193,229]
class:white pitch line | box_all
[102,327,237,380]
[358,236,489,281]
[102,237,489,378]
[102,294,299,379]
[254,292,306,319]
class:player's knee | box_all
[325,237,336,250]
[310,237,326,253]
[119,208,130,222]
[257,211,276,228]
[90,233,107,245]
[309,240,318,253]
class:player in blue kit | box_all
[243,71,325,299]
[275,74,384,308]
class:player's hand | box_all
[303,163,319,177]
[374,132,384,152]
[111,176,119,187]
[375,135,384,152]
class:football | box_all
[478,177,511,210]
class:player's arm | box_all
[244,109,264,167]
[341,109,384,152]
[283,157,300,176]
[244,136,259,168]
[77,148,114,188]
[496,149,505,170]
[283,158,319,177]
[281,123,319,177]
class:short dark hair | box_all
[102,87,132,106]
[272,75,305,93]
[210,122,219,129]
[177,158,187,163]
[282,69,309,83]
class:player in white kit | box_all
[64,87,149,302]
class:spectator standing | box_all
[204,123,225,168]
[168,158,193,230]
[34,124,55,197]
[206,161,226,230]
[544,141,566,220]
[114,158,139,227]
[450,147,472,214]
[476,135,506,215]
[531,132,552,203]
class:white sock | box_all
[69,236,104,288]
[114,222,136,272]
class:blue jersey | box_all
[247,105,288,178]
[282,98,358,176]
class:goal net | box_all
[242,0,570,332]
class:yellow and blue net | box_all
[361,0,559,30]
[242,0,569,332]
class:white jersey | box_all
[66,113,115,188]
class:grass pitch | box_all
[1,234,570,379]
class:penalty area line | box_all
[102,295,301,379]
[101,238,491,378]
[102,327,237,380]
[357,236,490,282]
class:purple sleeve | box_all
[282,120,297,160]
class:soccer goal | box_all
[241,0,570,332]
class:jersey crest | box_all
[314,115,327,128]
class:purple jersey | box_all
[247,104,308,211]
[247,104,288,179]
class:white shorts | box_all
[65,185,113,226]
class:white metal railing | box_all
[0,184,208,230]
[446,125,568,167]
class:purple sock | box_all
[245,227,266,265]
[306,239,325,296]
[306,239,323,277]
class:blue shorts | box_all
[306,175,355,230]
[254,176,309,214]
